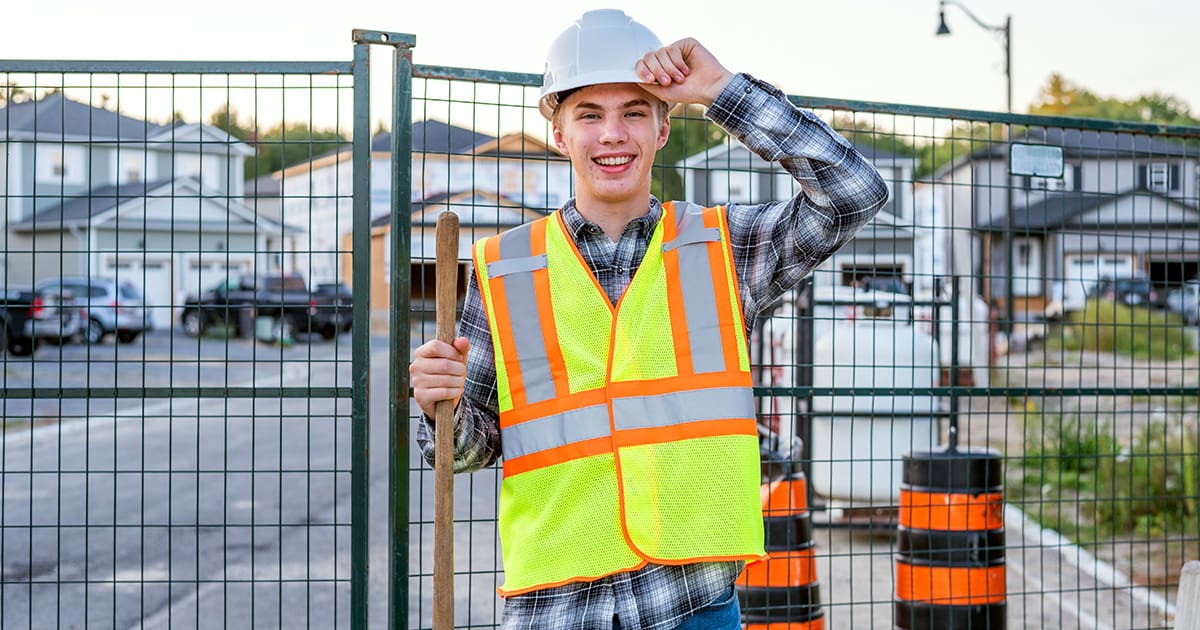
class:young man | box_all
[410,9,887,629]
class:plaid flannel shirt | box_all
[417,72,887,629]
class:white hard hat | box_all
[539,9,666,121]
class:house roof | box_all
[0,92,169,141]
[369,189,552,228]
[371,120,495,153]
[979,190,1199,232]
[11,177,296,233]
[933,128,1192,180]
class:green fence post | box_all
[351,38,372,630]
[388,32,417,630]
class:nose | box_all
[598,116,627,144]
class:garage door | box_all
[184,258,252,297]
[1063,255,1134,312]
[104,257,174,330]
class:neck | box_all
[572,191,652,242]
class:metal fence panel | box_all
[394,62,1200,629]
[1,59,368,628]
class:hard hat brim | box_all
[539,73,675,121]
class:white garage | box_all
[1061,254,1135,313]
[102,255,175,330]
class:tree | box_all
[651,104,727,201]
[1028,73,1199,126]
[208,102,349,179]
[0,82,30,107]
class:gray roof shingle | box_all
[371,120,494,153]
[980,190,1197,231]
[0,93,169,141]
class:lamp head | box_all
[936,9,951,35]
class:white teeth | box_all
[595,156,632,166]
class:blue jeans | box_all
[613,586,741,629]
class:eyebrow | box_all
[573,98,653,112]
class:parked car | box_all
[857,275,910,295]
[36,277,153,344]
[179,274,353,341]
[27,287,85,345]
[1,286,84,355]
[1,288,41,356]
[1087,275,1163,309]
[1165,280,1200,325]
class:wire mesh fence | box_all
[1,60,367,628]
[3,35,1199,630]
[397,63,1200,629]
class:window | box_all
[117,149,155,184]
[1011,237,1042,297]
[1140,162,1180,193]
[1149,163,1169,192]
[36,145,86,184]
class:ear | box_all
[552,124,569,156]
[656,114,670,150]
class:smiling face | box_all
[552,83,671,218]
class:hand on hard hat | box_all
[636,39,734,109]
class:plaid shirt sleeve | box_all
[707,73,889,328]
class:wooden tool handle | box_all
[433,211,459,630]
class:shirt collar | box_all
[559,196,664,239]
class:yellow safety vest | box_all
[474,201,766,596]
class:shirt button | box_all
[744,86,752,94]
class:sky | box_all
[5,0,1200,126]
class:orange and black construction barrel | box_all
[895,446,1005,629]
[737,471,824,630]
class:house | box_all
[343,189,552,318]
[0,93,298,329]
[266,119,571,314]
[678,139,919,290]
[933,128,1200,316]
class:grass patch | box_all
[1016,413,1199,542]
[1049,299,1195,360]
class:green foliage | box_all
[651,105,726,202]
[1029,74,1200,126]
[1019,415,1199,541]
[1094,423,1199,537]
[1022,413,1118,492]
[209,103,349,180]
[0,82,31,106]
[1063,299,1196,361]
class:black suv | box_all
[1087,276,1163,309]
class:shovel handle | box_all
[433,211,459,630]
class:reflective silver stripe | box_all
[662,226,720,251]
[501,404,612,460]
[497,223,556,404]
[611,386,755,431]
[666,202,726,374]
[488,254,548,279]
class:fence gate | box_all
[5,28,1200,630]
[386,35,1200,630]
[1,52,370,627]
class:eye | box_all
[626,110,646,118]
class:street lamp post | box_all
[936,0,1017,334]
[936,0,1012,113]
